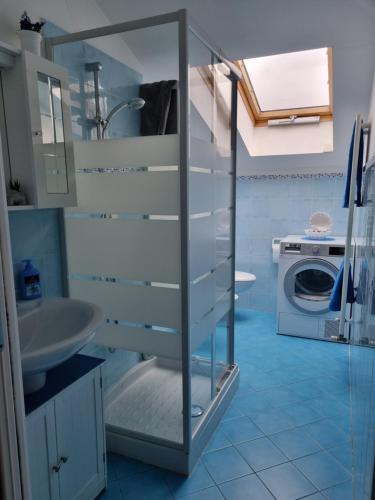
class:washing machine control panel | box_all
[283,243,301,253]
[280,241,345,256]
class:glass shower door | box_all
[188,30,235,435]
[350,159,375,499]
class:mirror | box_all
[37,73,68,194]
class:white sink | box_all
[18,297,104,394]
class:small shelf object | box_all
[19,11,44,56]
[25,355,106,500]
[2,50,77,208]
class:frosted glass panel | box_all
[190,138,232,172]
[190,216,215,281]
[190,259,232,324]
[188,29,234,435]
[73,170,179,215]
[66,217,180,284]
[70,279,180,330]
[95,324,181,360]
[65,135,182,360]
[215,175,232,210]
[189,172,214,214]
[189,172,231,214]
[190,291,231,353]
[189,214,232,282]
[73,135,179,169]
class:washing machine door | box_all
[284,258,338,314]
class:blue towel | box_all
[343,123,364,208]
[372,286,375,316]
[329,261,355,311]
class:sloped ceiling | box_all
[97,0,375,61]
[97,0,375,172]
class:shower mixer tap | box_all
[85,61,145,139]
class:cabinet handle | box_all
[52,456,69,472]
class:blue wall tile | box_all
[8,209,64,298]
[43,22,142,141]
[235,176,347,312]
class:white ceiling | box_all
[96,0,375,172]
[97,0,375,61]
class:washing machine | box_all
[277,235,346,341]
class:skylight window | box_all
[237,47,332,126]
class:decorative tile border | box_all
[237,172,344,181]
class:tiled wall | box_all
[7,23,143,390]
[235,174,348,312]
[8,209,64,298]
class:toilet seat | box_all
[235,271,256,283]
[234,271,257,298]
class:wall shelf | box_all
[7,205,36,211]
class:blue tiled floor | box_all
[99,309,353,499]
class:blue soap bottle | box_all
[20,259,42,300]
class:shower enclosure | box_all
[45,10,240,473]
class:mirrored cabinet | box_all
[2,50,77,207]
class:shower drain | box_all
[191,405,205,417]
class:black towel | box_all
[139,80,177,136]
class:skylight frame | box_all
[237,47,333,127]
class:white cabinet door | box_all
[26,402,59,500]
[54,370,105,500]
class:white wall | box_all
[0,0,141,72]
[237,97,333,157]
[250,122,333,157]
[119,22,179,83]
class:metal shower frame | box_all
[44,8,240,471]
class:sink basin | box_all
[18,297,104,394]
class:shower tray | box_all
[105,356,239,474]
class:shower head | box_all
[101,97,146,138]
[85,61,102,72]
[128,97,146,110]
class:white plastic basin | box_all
[18,297,103,394]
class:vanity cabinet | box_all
[25,356,106,500]
[2,50,77,207]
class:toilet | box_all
[235,271,256,300]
